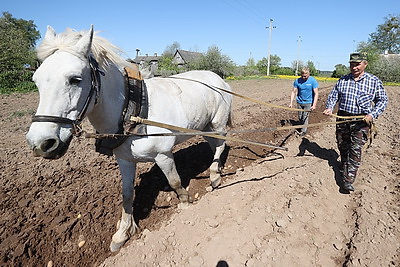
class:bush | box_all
[189,46,236,78]
[0,69,36,94]
[332,64,349,78]
[273,67,294,76]
[368,57,400,83]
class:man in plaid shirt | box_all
[323,53,388,192]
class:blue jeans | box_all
[297,103,311,133]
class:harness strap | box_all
[129,116,288,151]
[32,115,74,124]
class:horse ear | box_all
[44,26,56,40]
[74,25,94,57]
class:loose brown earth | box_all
[0,79,398,267]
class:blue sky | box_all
[2,0,398,70]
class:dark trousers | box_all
[336,117,369,184]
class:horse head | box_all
[26,25,97,159]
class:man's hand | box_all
[323,108,333,116]
[363,114,373,125]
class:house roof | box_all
[174,49,202,64]
[131,55,160,64]
[381,53,400,60]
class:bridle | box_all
[31,55,104,136]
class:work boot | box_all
[342,181,355,192]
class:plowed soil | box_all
[1,79,398,266]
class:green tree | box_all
[162,41,181,57]
[0,12,40,71]
[291,60,304,75]
[246,57,256,68]
[256,57,268,74]
[2,12,40,48]
[369,14,400,54]
[243,57,259,76]
[154,41,182,76]
[274,67,294,75]
[256,55,281,75]
[190,45,235,78]
[306,61,318,76]
[157,55,179,76]
[332,64,349,78]
[368,56,400,83]
[356,41,381,73]
[356,14,400,82]
[0,12,40,92]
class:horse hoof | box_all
[211,177,221,189]
[110,241,125,252]
[178,191,193,203]
[178,202,190,209]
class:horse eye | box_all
[69,76,82,85]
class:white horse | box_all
[26,26,233,251]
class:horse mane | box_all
[36,28,131,70]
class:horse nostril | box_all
[40,138,58,152]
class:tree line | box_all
[0,12,399,94]
[143,43,322,79]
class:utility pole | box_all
[295,36,302,76]
[266,19,275,76]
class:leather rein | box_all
[31,55,104,136]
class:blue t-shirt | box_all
[293,76,318,104]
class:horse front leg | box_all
[110,158,139,252]
[155,152,192,207]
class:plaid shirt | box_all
[326,72,388,119]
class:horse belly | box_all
[114,136,177,162]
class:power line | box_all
[233,0,267,24]
[221,0,265,26]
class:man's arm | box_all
[369,80,388,119]
[289,87,297,108]
[311,87,319,110]
[323,83,340,116]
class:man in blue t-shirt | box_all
[289,67,319,135]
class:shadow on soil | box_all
[296,137,349,194]
[133,141,229,222]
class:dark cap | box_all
[349,53,367,63]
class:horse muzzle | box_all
[27,132,73,159]
[26,115,81,159]
[34,137,72,159]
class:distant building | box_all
[381,50,400,60]
[172,49,202,67]
[131,53,159,65]
[130,53,160,75]
[319,70,334,77]
[129,49,204,76]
